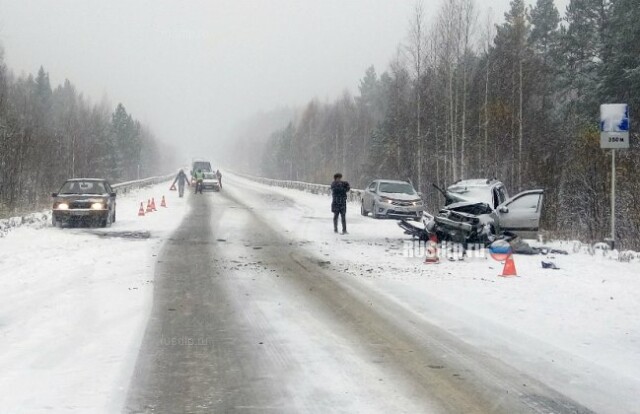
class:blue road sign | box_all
[601,104,630,149]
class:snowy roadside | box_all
[0,210,52,238]
[224,172,640,414]
[0,182,189,414]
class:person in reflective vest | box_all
[194,169,205,194]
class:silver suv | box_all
[431,178,544,243]
[361,179,424,220]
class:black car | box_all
[52,178,117,228]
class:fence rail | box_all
[112,173,176,194]
[232,172,364,202]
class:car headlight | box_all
[413,200,423,206]
[380,197,393,204]
[56,203,69,210]
[91,202,105,210]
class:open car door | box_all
[496,189,544,239]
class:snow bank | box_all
[0,211,52,238]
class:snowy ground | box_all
[0,182,188,413]
[223,172,640,414]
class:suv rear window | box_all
[192,161,212,172]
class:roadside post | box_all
[600,104,630,250]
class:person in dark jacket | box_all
[171,169,191,198]
[331,173,350,234]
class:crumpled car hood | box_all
[444,201,493,215]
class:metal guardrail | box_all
[232,171,364,202]
[112,173,176,194]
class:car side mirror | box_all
[499,206,509,213]
[110,192,117,197]
[51,192,58,197]
[417,192,423,198]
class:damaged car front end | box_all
[402,179,544,246]
[433,201,497,244]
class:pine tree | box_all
[358,66,379,112]
[530,0,561,55]
[492,0,530,190]
[602,0,640,111]
[529,0,561,113]
[561,0,610,116]
[110,103,134,180]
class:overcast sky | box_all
[0,0,569,155]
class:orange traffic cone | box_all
[499,255,518,277]
[170,184,177,191]
[160,196,167,208]
[424,234,440,264]
[151,197,157,211]
[146,199,153,213]
[138,202,145,217]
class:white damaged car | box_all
[428,179,544,244]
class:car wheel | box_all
[372,202,380,219]
[480,225,496,246]
[100,211,112,228]
[52,215,62,228]
[487,225,496,242]
[360,200,369,216]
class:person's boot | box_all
[341,229,348,235]
[334,228,338,233]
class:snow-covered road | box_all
[1,172,638,413]
[125,181,588,414]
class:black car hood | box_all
[54,194,109,202]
